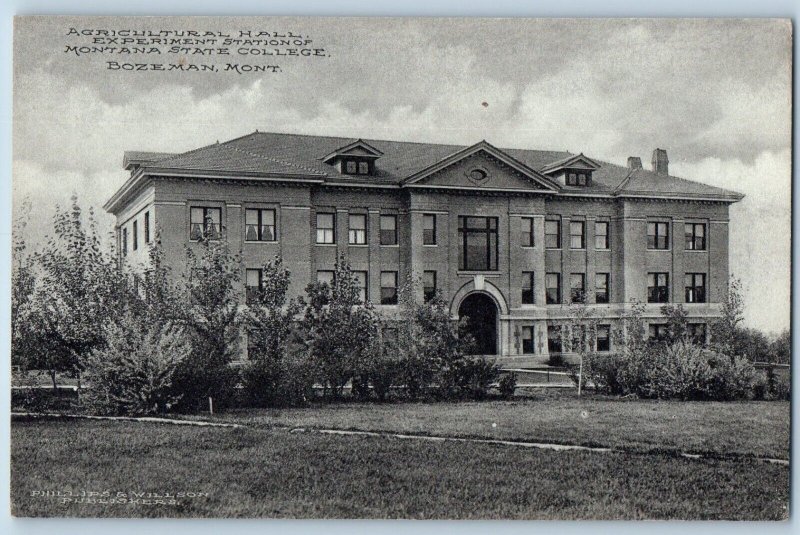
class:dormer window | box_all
[343,158,371,175]
[566,172,590,186]
[322,139,383,177]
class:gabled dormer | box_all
[540,153,601,187]
[321,139,383,176]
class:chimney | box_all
[627,156,643,170]
[651,148,669,175]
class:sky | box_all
[12,16,792,333]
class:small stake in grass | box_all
[208,397,214,415]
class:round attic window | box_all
[469,168,488,181]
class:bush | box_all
[498,372,517,399]
[457,358,500,400]
[83,313,191,416]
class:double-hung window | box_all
[349,214,367,245]
[521,272,535,305]
[520,217,534,247]
[245,208,276,242]
[458,216,498,271]
[522,326,535,354]
[354,271,368,303]
[685,273,706,303]
[380,271,398,305]
[380,215,397,245]
[685,223,706,251]
[190,207,222,241]
[595,221,609,249]
[570,273,586,303]
[245,268,263,304]
[570,221,585,249]
[595,273,610,304]
[545,273,561,304]
[317,270,335,287]
[647,221,669,250]
[423,271,437,302]
[423,214,437,245]
[316,213,335,244]
[144,211,151,244]
[545,218,561,249]
[132,220,138,251]
[547,325,562,354]
[596,325,611,352]
[647,273,670,303]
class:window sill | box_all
[422,244,438,247]
[457,271,501,276]
[244,240,279,244]
[349,244,369,247]
[684,249,708,253]
[380,244,400,248]
[315,243,337,247]
[647,248,671,252]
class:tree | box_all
[242,256,305,407]
[25,194,123,388]
[299,255,380,399]
[561,300,602,395]
[711,277,745,356]
[171,237,242,411]
[11,197,38,371]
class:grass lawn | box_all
[193,391,790,459]
[11,418,789,520]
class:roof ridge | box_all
[226,144,327,176]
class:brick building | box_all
[105,132,743,364]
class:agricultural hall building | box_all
[105,132,743,364]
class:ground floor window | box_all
[648,323,669,342]
[546,273,561,304]
[596,324,611,352]
[354,271,368,303]
[688,323,707,345]
[423,270,437,302]
[245,268,263,304]
[380,271,398,305]
[547,325,562,354]
[522,326,534,354]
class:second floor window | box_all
[317,270,335,287]
[545,219,561,249]
[316,213,335,244]
[380,271,398,305]
[458,216,498,271]
[380,215,397,245]
[685,223,706,250]
[595,221,609,249]
[423,270,437,302]
[649,323,669,342]
[423,214,437,245]
[522,271,534,305]
[685,273,707,303]
[349,214,367,245]
[570,273,586,303]
[132,220,138,251]
[648,272,670,303]
[522,326,534,354]
[121,227,128,257]
[144,211,150,244]
[245,208,276,242]
[595,273,610,304]
[546,273,561,304]
[190,207,222,241]
[521,217,534,247]
[570,221,585,249]
[647,221,669,250]
[688,323,707,345]
[245,268,263,304]
[548,325,562,354]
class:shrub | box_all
[83,312,191,416]
[498,372,517,399]
[457,358,500,400]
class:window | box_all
[423,270,437,302]
[648,323,669,342]
[647,273,670,303]
[685,223,706,251]
[521,272,535,305]
[570,221,585,249]
[349,214,367,245]
[380,271,398,305]
[547,325,562,354]
[570,273,586,303]
[317,270,334,286]
[596,325,611,352]
[144,211,150,244]
[458,216,498,271]
[245,208,276,242]
[520,217,534,247]
[380,215,397,245]
[358,161,369,175]
[566,172,588,186]
[688,323,707,345]
[595,273,610,304]
[545,219,561,249]
[647,221,669,250]
[121,227,128,257]
[190,207,222,241]
[546,273,561,304]
[132,220,138,251]
[685,273,706,303]
[316,213,335,244]
[423,214,437,245]
[344,159,370,175]
[346,160,357,174]
[522,326,535,354]
[354,271,368,303]
[595,221,609,249]
[245,268,263,304]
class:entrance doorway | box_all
[458,292,498,355]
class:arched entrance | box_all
[458,293,499,355]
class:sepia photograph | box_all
[9,15,792,520]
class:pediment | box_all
[540,153,601,175]
[321,139,383,163]
[403,141,558,192]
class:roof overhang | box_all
[321,139,384,164]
